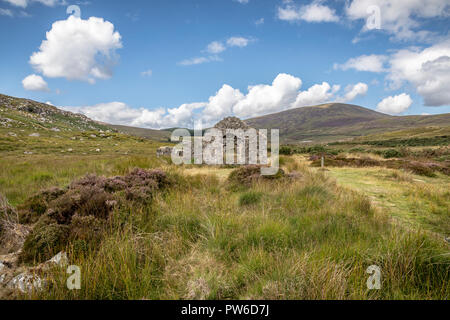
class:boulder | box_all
[7,272,44,294]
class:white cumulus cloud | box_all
[178,56,222,66]
[227,37,251,48]
[62,74,369,129]
[233,73,303,118]
[334,54,387,72]
[2,0,65,8]
[293,82,340,108]
[63,102,205,129]
[335,38,450,107]
[376,93,413,115]
[207,41,226,54]
[388,39,450,106]
[29,15,122,83]
[180,37,253,66]
[0,8,13,16]
[202,84,244,123]
[338,82,368,102]
[22,74,49,91]
[346,0,450,41]
[278,1,339,23]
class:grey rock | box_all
[7,272,44,294]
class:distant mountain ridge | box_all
[245,103,450,143]
[1,94,449,144]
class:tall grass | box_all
[29,164,449,300]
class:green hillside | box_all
[0,93,110,133]
[0,93,160,159]
[245,103,450,143]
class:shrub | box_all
[349,147,366,153]
[280,146,293,156]
[19,168,172,263]
[382,149,402,159]
[228,165,285,187]
[68,215,106,256]
[228,165,264,186]
[406,162,436,178]
[18,187,65,224]
[311,156,381,168]
[381,148,410,159]
[20,221,69,263]
[239,191,263,206]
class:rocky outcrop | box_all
[0,93,109,132]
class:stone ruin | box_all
[208,117,263,165]
[157,117,265,165]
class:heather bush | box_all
[18,187,65,224]
[228,165,285,188]
[18,168,172,263]
[20,220,69,263]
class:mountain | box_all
[245,103,450,143]
[0,93,109,133]
[2,94,449,145]
[109,124,171,142]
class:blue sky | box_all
[0,0,449,129]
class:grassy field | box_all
[1,144,448,299]
[1,97,449,300]
[328,167,449,236]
